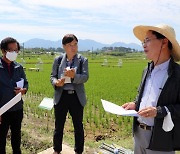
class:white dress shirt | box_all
[138,59,170,126]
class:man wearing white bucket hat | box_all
[122,24,180,154]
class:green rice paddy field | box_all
[7,52,150,153]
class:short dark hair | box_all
[62,34,78,45]
[151,31,173,50]
[0,37,20,51]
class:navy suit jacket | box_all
[0,58,28,112]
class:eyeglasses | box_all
[5,50,19,53]
[65,44,78,48]
[142,38,158,46]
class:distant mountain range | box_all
[22,38,143,51]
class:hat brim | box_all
[133,25,180,61]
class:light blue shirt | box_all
[138,59,170,126]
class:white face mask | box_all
[6,51,18,61]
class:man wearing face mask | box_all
[0,37,28,154]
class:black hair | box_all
[62,34,78,45]
[151,31,173,50]
[0,37,20,51]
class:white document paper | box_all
[61,67,71,83]
[39,97,54,110]
[101,99,138,117]
[0,93,22,116]
[64,76,71,83]
[16,78,24,88]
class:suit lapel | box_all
[136,62,152,109]
[59,54,66,69]
[73,54,80,69]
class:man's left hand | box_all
[14,87,27,95]
[138,106,157,118]
[64,68,75,78]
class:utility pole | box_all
[23,43,24,59]
[91,47,93,59]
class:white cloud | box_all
[2,0,180,25]
[0,0,180,43]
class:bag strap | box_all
[79,55,84,74]
[57,55,63,75]
[57,55,63,65]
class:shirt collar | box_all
[66,54,77,61]
[154,58,170,71]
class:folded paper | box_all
[16,78,24,88]
[0,93,22,116]
[39,97,54,110]
[101,99,138,117]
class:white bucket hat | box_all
[133,24,180,61]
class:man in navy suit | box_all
[0,37,28,154]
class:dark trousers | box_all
[53,91,84,153]
[0,109,23,154]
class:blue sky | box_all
[0,0,180,45]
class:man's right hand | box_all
[122,102,136,110]
[55,78,65,87]
[0,116,2,124]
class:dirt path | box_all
[38,144,98,154]
[38,144,74,154]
